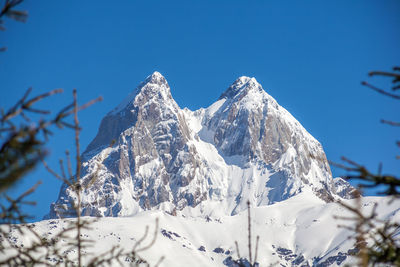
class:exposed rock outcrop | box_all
[47,72,348,219]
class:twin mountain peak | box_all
[47,71,354,219]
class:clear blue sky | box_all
[1,0,399,221]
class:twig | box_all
[135,218,159,252]
[254,236,259,265]
[154,256,165,267]
[381,119,400,127]
[247,200,252,265]
[368,71,400,79]
[362,81,400,100]
[235,241,241,259]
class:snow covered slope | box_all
[5,193,400,266]
[4,72,398,267]
[47,72,345,219]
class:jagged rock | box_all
[223,256,259,267]
[292,255,305,265]
[276,247,293,256]
[213,247,225,254]
[47,72,350,219]
[333,177,358,199]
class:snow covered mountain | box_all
[45,71,356,219]
[47,71,346,219]
[4,72,397,267]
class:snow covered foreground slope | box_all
[47,72,350,219]
[6,193,400,266]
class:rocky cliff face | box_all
[47,72,344,219]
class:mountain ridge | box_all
[47,72,351,219]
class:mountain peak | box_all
[110,71,170,116]
[139,70,170,96]
[219,76,262,100]
[50,72,338,220]
[144,71,168,87]
[82,71,180,158]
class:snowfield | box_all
[3,192,399,266]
